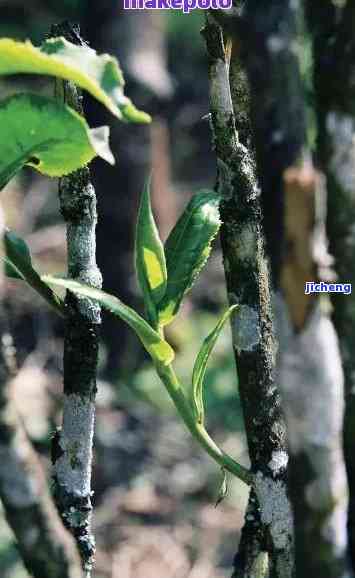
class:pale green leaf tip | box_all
[122,103,152,124]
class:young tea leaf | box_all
[191,305,237,425]
[4,230,64,316]
[4,233,31,280]
[158,191,221,326]
[42,276,175,366]
[135,178,167,327]
[0,37,150,123]
[0,94,114,190]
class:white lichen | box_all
[232,304,261,353]
[237,224,258,261]
[268,450,289,476]
[255,471,293,551]
[54,394,95,497]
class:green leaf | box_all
[135,178,167,327]
[42,276,175,366]
[4,230,64,316]
[0,93,114,190]
[191,305,237,425]
[215,468,228,508]
[158,190,221,326]
[0,37,151,123]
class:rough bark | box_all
[306,1,355,570]
[50,23,101,576]
[241,2,349,577]
[203,15,292,578]
[0,215,82,578]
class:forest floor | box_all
[0,362,249,578]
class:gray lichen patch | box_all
[232,304,261,353]
[236,224,258,262]
[66,219,102,322]
[67,221,98,281]
[54,394,95,497]
[254,472,293,552]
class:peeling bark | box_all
[240,2,349,577]
[0,215,82,578]
[203,15,292,578]
[50,23,101,576]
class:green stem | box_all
[156,363,252,485]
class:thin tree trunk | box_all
[50,23,101,577]
[240,1,349,576]
[306,1,355,570]
[0,216,82,578]
[203,15,293,578]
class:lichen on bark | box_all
[203,13,292,578]
[50,23,101,576]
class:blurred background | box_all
[0,2,250,576]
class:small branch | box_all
[203,14,293,578]
[51,22,101,576]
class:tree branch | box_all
[50,22,101,576]
[202,14,293,578]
